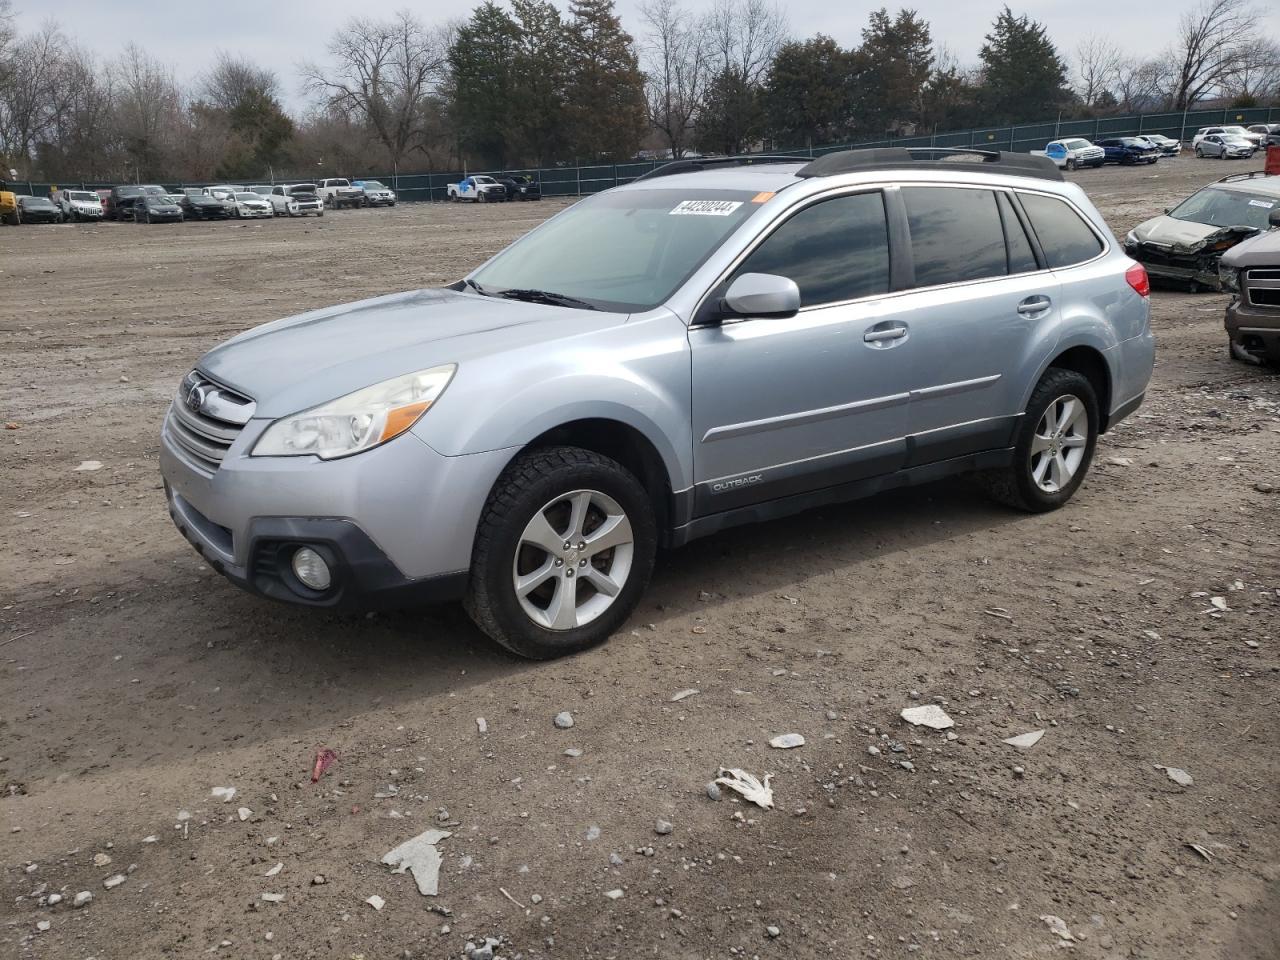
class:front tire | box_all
[464,446,658,660]
[974,368,1099,513]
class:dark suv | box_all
[106,185,146,220]
[498,175,542,201]
[1220,208,1280,364]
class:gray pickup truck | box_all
[160,148,1154,659]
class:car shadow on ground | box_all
[3,476,1039,790]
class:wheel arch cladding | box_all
[1045,345,1112,430]
[514,418,677,535]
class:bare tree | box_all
[112,43,183,180]
[703,0,787,87]
[640,0,709,159]
[302,10,449,169]
[1167,0,1258,109]
[1073,35,1122,108]
[0,20,79,171]
[203,53,281,111]
[1221,37,1280,102]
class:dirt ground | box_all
[2,157,1278,960]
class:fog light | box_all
[291,547,331,591]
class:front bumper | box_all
[160,410,513,610]
[1126,241,1223,287]
[1225,298,1280,364]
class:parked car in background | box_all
[1219,210,1280,364]
[1195,133,1255,159]
[52,188,105,221]
[1034,138,1105,170]
[141,184,170,197]
[247,185,294,216]
[106,185,146,220]
[159,148,1153,659]
[0,183,18,225]
[136,194,184,223]
[232,191,273,219]
[497,174,543,200]
[180,188,232,220]
[1136,134,1181,156]
[16,195,62,223]
[317,177,363,209]
[354,180,397,206]
[1124,172,1280,290]
[1193,125,1261,149]
[1246,123,1280,147]
[1097,137,1160,165]
[284,184,324,216]
[447,175,507,202]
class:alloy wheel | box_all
[1029,394,1089,493]
[512,489,634,631]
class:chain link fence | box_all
[14,105,1280,201]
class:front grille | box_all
[1245,268,1280,309]
[165,371,255,472]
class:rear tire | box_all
[974,368,1099,513]
[464,446,658,660]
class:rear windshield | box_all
[470,188,762,312]
[1169,187,1278,230]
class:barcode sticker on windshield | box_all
[670,200,743,216]
[1248,199,1275,208]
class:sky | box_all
[13,0,1280,113]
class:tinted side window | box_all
[735,192,890,307]
[1018,193,1104,268]
[902,187,1006,287]
[997,192,1038,274]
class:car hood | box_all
[1130,216,1222,247]
[1221,228,1280,268]
[198,288,626,417]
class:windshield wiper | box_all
[495,288,598,311]
[462,277,488,296]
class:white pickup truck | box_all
[316,177,364,209]
[447,175,507,202]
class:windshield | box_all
[1223,126,1249,135]
[362,181,385,189]
[1169,187,1277,230]
[290,185,316,194]
[470,188,762,312]
[143,185,167,195]
[67,191,97,202]
[235,192,259,201]
[1064,139,1091,150]
[24,197,54,206]
[473,176,496,184]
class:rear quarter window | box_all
[1018,193,1104,268]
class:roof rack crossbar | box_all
[633,154,814,182]
[795,147,1064,182]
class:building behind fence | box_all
[16,104,1280,202]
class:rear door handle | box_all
[1017,295,1052,317]
[863,326,908,343]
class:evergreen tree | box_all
[977,6,1069,125]
[763,36,856,148]
[564,0,647,161]
[694,67,764,155]
[510,0,567,164]
[856,8,933,134]
[448,2,521,167]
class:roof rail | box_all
[633,154,814,182]
[796,147,1064,182]
[1215,170,1276,184]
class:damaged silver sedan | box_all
[1124,172,1280,291]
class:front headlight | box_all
[252,365,456,459]
[1219,264,1240,292]
[1124,230,1138,246]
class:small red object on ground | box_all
[311,747,338,783]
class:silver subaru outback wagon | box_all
[160,148,1155,659]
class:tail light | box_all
[1126,263,1150,298]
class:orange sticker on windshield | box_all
[751,192,775,203]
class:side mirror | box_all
[722,272,801,319]
[1270,208,1280,229]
